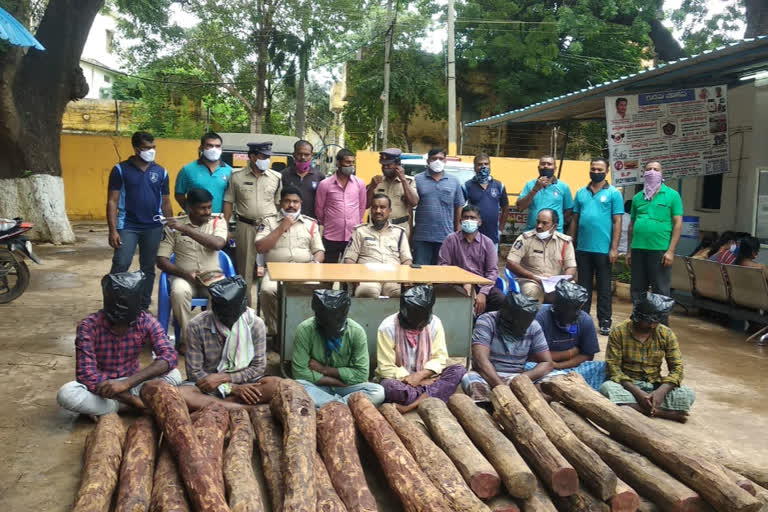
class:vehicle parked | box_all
[0,218,41,304]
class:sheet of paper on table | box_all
[364,263,397,271]
[537,274,573,294]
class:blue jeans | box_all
[412,240,443,265]
[296,379,385,408]
[110,226,164,309]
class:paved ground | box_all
[1,223,766,511]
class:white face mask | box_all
[536,230,553,240]
[203,147,222,161]
[254,158,271,171]
[428,159,445,173]
[730,243,737,252]
[138,149,156,163]
[280,208,300,220]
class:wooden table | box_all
[267,263,493,376]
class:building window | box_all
[105,29,114,54]
[103,74,111,83]
[700,174,723,210]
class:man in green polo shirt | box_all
[175,132,233,213]
[517,155,573,233]
[627,161,683,306]
[292,290,385,408]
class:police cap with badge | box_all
[247,141,273,156]
[379,148,402,164]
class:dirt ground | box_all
[0,223,766,511]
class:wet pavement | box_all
[0,223,765,510]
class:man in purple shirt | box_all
[314,149,367,263]
[438,205,505,314]
[57,272,181,418]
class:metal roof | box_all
[465,36,768,127]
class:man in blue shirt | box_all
[568,158,624,335]
[516,155,573,233]
[525,280,605,390]
[412,148,465,265]
[106,131,173,310]
[175,132,232,213]
[463,153,509,246]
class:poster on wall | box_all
[605,86,730,186]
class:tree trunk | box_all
[294,42,309,139]
[541,374,760,512]
[249,405,284,512]
[73,413,127,512]
[313,453,347,512]
[115,416,158,512]
[744,0,768,38]
[224,409,265,512]
[150,444,191,512]
[191,404,230,502]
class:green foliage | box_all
[667,0,745,54]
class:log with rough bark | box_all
[73,413,127,512]
[150,445,191,512]
[348,392,450,512]
[551,402,710,512]
[314,452,348,512]
[636,497,659,512]
[115,416,158,512]
[270,379,316,512]
[610,479,640,512]
[518,477,558,512]
[139,380,230,512]
[417,397,501,499]
[224,409,265,512]
[191,404,230,503]
[380,403,491,512]
[552,484,610,512]
[490,386,578,497]
[486,495,521,512]
[544,374,759,512]
[509,376,616,500]
[249,405,284,511]
[447,394,536,499]
[316,402,377,512]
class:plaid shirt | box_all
[605,319,683,386]
[184,309,266,384]
[75,311,178,392]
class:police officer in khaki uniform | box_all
[223,142,282,304]
[367,148,419,236]
[156,188,228,351]
[255,185,325,334]
[343,193,413,297]
[506,208,577,303]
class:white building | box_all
[79,13,122,99]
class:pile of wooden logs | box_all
[72,376,768,512]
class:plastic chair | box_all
[495,276,509,295]
[504,267,521,294]
[157,251,237,342]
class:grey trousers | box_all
[630,249,671,303]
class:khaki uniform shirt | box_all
[255,213,324,263]
[157,214,227,273]
[373,176,418,227]
[344,222,412,265]
[224,167,282,221]
[506,230,576,276]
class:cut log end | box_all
[610,491,640,512]
[551,467,580,497]
[470,472,504,500]
[487,495,521,512]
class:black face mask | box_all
[209,276,248,328]
[538,168,555,179]
[589,172,606,183]
[497,293,539,339]
[312,289,351,340]
[102,271,144,325]
[398,285,435,330]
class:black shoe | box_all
[599,322,611,336]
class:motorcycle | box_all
[0,218,41,304]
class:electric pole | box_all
[447,0,457,156]
[382,0,394,149]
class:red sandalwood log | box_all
[487,495,521,512]
[249,405,284,512]
[149,445,191,512]
[518,477,558,512]
[552,484,610,512]
[73,413,127,512]
[115,416,158,512]
[610,479,640,512]
[191,404,230,502]
[224,409,265,512]
[314,452,348,512]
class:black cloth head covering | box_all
[312,289,351,340]
[551,280,589,325]
[102,271,144,324]
[398,285,435,330]
[497,292,540,338]
[631,292,675,324]
[209,276,248,328]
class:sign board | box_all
[606,86,730,186]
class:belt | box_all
[391,216,409,224]
[238,215,260,226]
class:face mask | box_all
[340,165,355,176]
[428,160,445,173]
[475,166,491,184]
[536,230,553,240]
[398,285,435,330]
[280,208,300,220]
[102,271,144,325]
[209,277,248,328]
[461,220,479,234]
[138,149,156,163]
[254,158,271,171]
[312,290,351,340]
[295,160,311,173]
[730,243,737,252]
[203,147,222,161]
[589,172,605,183]
[643,170,663,200]
[538,168,555,179]
[382,167,396,178]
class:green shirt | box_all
[291,317,370,385]
[630,184,683,251]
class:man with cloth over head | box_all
[57,271,182,418]
[179,276,280,410]
[293,290,385,408]
[367,148,419,236]
[601,293,694,423]
[461,292,554,402]
[523,280,605,390]
[375,285,466,413]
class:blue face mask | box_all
[461,219,479,234]
[475,166,491,184]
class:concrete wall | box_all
[80,61,118,100]
[63,99,136,133]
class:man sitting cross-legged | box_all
[57,271,182,418]
[375,285,466,413]
[179,276,280,410]
[461,292,554,402]
[293,290,385,408]
[600,292,695,423]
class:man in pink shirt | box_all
[315,149,367,263]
